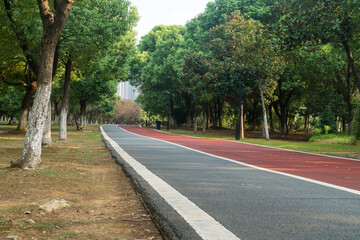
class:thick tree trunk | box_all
[12,83,52,169]
[59,57,72,140]
[42,100,52,146]
[8,116,13,125]
[11,0,74,169]
[17,84,37,132]
[259,79,270,141]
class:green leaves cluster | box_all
[133,0,359,138]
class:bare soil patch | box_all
[0,124,163,240]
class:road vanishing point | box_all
[101,125,360,240]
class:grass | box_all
[308,132,357,144]
[0,123,162,240]
[162,127,360,159]
[33,222,57,231]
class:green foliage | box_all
[134,25,188,119]
[319,106,337,134]
[308,132,357,145]
[0,85,25,117]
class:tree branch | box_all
[3,0,39,75]
[0,72,26,87]
[37,0,55,25]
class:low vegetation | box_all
[0,124,162,240]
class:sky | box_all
[130,0,211,41]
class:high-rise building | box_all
[117,81,139,101]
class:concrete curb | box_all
[100,125,202,240]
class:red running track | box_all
[119,125,360,192]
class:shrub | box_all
[319,106,337,134]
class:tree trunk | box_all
[206,104,210,129]
[259,79,270,141]
[80,100,87,127]
[217,99,224,128]
[280,104,287,137]
[342,41,360,92]
[251,102,257,130]
[269,104,274,134]
[11,0,74,169]
[240,102,244,139]
[42,99,52,146]
[194,118,197,133]
[8,116,13,125]
[17,83,37,132]
[202,105,206,134]
[59,57,72,140]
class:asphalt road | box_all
[101,125,360,240]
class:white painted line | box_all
[149,127,360,162]
[119,126,360,196]
[100,126,240,240]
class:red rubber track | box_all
[119,125,360,191]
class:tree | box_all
[113,99,142,124]
[276,0,360,91]
[0,1,41,131]
[57,0,138,139]
[212,11,285,140]
[10,0,75,169]
[135,25,188,124]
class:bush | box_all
[308,132,357,145]
[319,106,337,134]
[354,106,360,140]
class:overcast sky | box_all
[130,0,211,41]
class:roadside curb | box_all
[100,125,202,240]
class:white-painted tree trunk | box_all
[259,79,270,141]
[80,114,86,127]
[42,100,52,146]
[13,83,52,169]
[59,108,68,140]
[11,0,74,169]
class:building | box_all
[117,81,139,101]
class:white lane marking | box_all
[150,127,360,162]
[100,126,240,240]
[119,126,360,196]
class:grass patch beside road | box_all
[0,124,162,240]
[162,128,360,159]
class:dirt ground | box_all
[0,124,163,240]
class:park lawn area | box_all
[0,124,162,240]
[162,128,360,160]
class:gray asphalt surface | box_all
[102,125,360,240]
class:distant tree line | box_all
[129,0,360,140]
